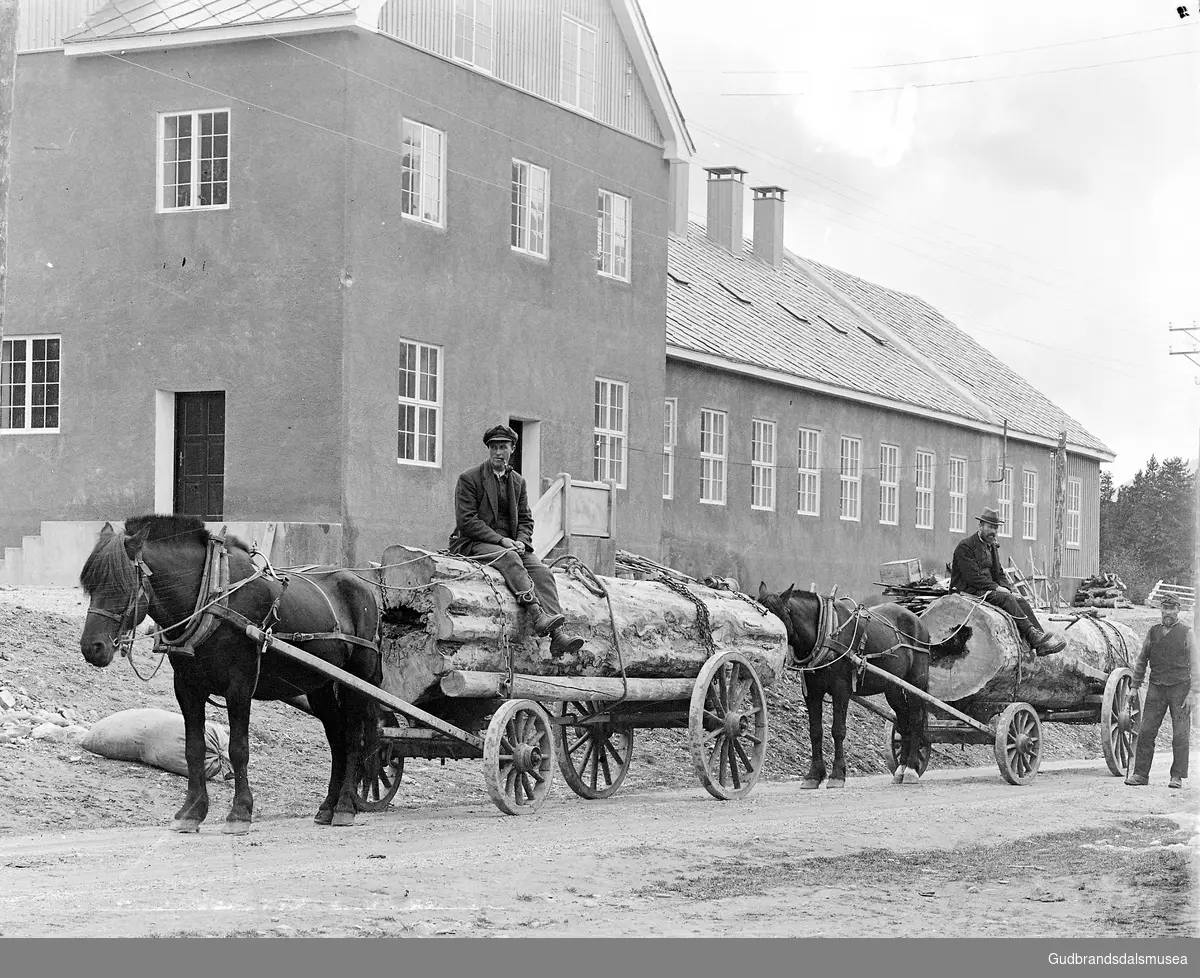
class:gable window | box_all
[1,337,60,433]
[797,427,820,516]
[839,436,861,521]
[594,378,627,488]
[915,450,934,529]
[401,119,445,227]
[879,443,899,525]
[1066,477,1081,548]
[751,419,776,511]
[700,409,727,505]
[949,456,967,533]
[597,190,630,281]
[998,466,1013,538]
[397,340,441,466]
[510,160,548,258]
[663,398,677,500]
[158,109,229,212]
[453,0,493,72]
[1022,470,1038,540]
[560,16,597,114]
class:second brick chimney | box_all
[751,186,787,267]
[705,166,747,255]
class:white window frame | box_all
[560,15,597,115]
[662,398,677,500]
[597,189,631,282]
[878,443,899,525]
[397,339,442,467]
[751,419,776,512]
[915,450,934,530]
[949,456,967,534]
[401,118,446,228]
[593,378,627,488]
[998,466,1013,539]
[839,436,861,522]
[510,159,549,259]
[700,409,727,505]
[1,335,61,434]
[453,0,493,73]
[1023,470,1038,541]
[797,427,820,516]
[1066,477,1082,549]
[157,108,230,213]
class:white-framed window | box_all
[560,16,597,114]
[839,436,861,521]
[401,119,445,227]
[1022,470,1038,540]
[878,443,899,525]
[751,419,776,511]
[157,109,229,212]
[453,0,493,72]
[700,409,727,505]
[949,456,967,533]
[915,450,934,529]
[597,189,631,282]
[998,466,1013,538]
[594,378,627,488]
[510,159,548,258]
[1066,477,1081,548]
[797,427,820,516]
[662,398,677,500]
[397,339,441,466]
[1,336,60,433]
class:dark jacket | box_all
[950,530,1010,595]
[448,461,534,554]
[1132,621,1198,689]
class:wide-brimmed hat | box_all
[977,506,1004,526]
[482,424,518,446]
[1160,593,1181,609]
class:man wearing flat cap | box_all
[950,506,1067,656]
[449,424,584,657]
[1125,592,1197,789]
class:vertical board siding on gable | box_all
[16,0,102,50]
[1064,454,1100,580]
[378,0,663,145]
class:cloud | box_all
[792,82,920,167]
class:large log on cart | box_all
[920,593,1136,714]
[376,546,789,706]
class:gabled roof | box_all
[666,223,1113,460]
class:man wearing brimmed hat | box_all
[1124,592,1197,789]
[950,506,1067,656]
[448,424,584,658]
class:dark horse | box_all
[79,515,381,833]
[758,583,941,788]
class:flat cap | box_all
[482,424,518,446]
[1160,593,1181,609]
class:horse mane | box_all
[79,527,137,595]
[122,514,252,554]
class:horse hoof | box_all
[903,768,922,784]
[314,810,333,826]
[826,779,845,789]
[330,811,356,827]
[222,820,252,836]
[170,819,201,834]
[799,779,822,790]
[892,769,905,784]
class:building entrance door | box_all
[174,391,225,518]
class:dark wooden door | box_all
[174,392,225,519]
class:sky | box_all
[639,0,1200,486]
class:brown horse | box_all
[758,583,946,788]
[79,516,381,833]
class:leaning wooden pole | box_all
[0,0,19,348]
[1050,430,1067,611]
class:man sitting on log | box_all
[950,507,1066,656]
[449,424,584,658]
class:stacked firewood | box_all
[878,575,951,614]
[1072,572,1134,609]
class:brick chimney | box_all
[704,166,747,255]
[751,186,787,267]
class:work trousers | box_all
[1132,681,1191,782]
[982,590,1044,642]
[457,542,563,616]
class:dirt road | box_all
[1,756,1194,938]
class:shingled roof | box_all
[63,0,357,43]
[666,223,1112,460]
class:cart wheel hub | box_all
[514,743,542,773]
[1014,733,1030,751]
[724,712,747,738]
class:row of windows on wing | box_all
[158,111,632,280]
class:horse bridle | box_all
[86,558,153,658]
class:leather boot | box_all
[1028,628,1066,656]
[532,606,566,637]
[549,630,584,657]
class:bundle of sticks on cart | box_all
[876,575,951,614]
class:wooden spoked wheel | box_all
[688,651,769,800]
[882,720,930,777]
[993,702,1042,786]
[354,709,404,812]
[1100,668,1140,778]
[484,699,556,816]
[555,701,634,800]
